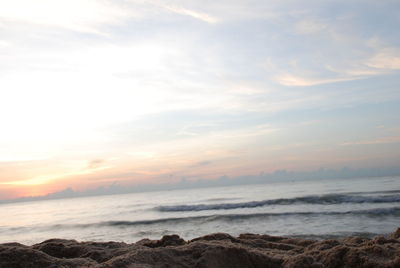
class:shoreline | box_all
[1,228,399,267]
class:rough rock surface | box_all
[1,229,399,267]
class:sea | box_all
[1,176,399,245]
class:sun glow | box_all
[0,166,112,186]
[0,43,180,162]
[0,0,128,32]
[19,187,48,198]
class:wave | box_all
[204,198,240,202]
[347,190,400,195]
[157,193,400,212]
[52,207,400,229]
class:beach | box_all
[2,0,399,267]
[1,228,399,267]
[1,177,399,267]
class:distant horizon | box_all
[2,165,399,204]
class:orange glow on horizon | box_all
[20,188,47,198]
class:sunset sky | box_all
[1,0,400,199]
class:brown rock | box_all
[390,228,400,239]
[0,228,399,268]
[0,243,96,268]
[140,234,186,248]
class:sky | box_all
[1,0,400,200]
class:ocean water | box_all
[1,176,399,245]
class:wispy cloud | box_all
[294,18,327,35]
[162,5,218,23]
[366,48,400,70]
[342,136,400,146]
[271,46,400,87]
[215,124,279,139]
[190,161,212,167]
[324,62,387,77]
[87,159,105,169]
[274,73,361,87]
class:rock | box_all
[390,228,400,239]
[194,245,282,268]
[0,243,96,268]
[140,234,186,248]
[0,228,399,267]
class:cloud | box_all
[190,161,212,167]
[271,47,400,87]
[342,136,400,146]
[0,0,130,33]
[215,124,279,139]
[4,166,400,202]
[325,64,385,77]
[87,159,105,169]
[274,73,360,87]
[162,5,218,23]
[366,48,400,70]
[295,18,327,34]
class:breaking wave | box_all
[53,207,400,229]
[157,193,400,212]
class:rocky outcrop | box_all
[1,228,399,267]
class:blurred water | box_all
[0,176,399,245]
